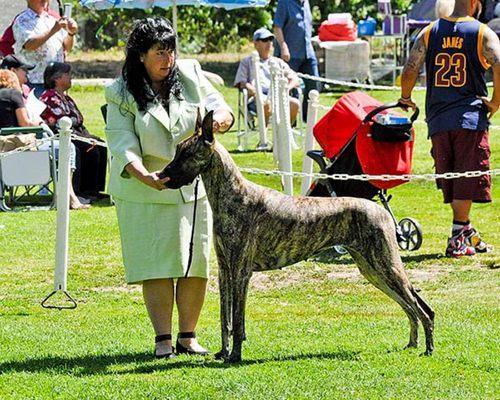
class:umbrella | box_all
[80,0,269,35]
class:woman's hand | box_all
[125,162,170,191]
[140,172,170,191]
[212,109,233,133]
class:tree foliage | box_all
[71,0,413,53]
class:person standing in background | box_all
[399,0,499,257]
[12,0,77,97]
[273,0,319,121]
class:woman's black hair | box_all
[121,17,183,112]
[44,62,71,89]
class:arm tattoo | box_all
[482,29,500,66]
[404,33,427,73]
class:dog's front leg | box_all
[214,239,232,361]
[227,268,252,363]
[215,262,232,361]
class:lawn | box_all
[0,84,498,399]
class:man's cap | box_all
[1,55,35,71]
[253,27,274,41]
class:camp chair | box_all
[0,126,57,211]
[236,88,257,151]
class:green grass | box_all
[0,85,498,399]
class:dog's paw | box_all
[224,352,242,364]
[214,350,229,360]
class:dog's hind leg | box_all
[349,248,420,349]
[412,289,435,355]
[344,208,434,354]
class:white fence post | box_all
[269,58,280,164]
[278,75,294,195]
[301,90,320,195]
[54,117,72,292]
[251,51,269,150]
[41,116,76,309]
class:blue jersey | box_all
[425,17,490,136]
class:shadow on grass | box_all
[228,149,273,155]
[401,253,444,263]
[0,349,361,376]
[311,251,444,266]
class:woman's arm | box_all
[192,59,234,133]
[124,161,169,191]
[15,107,43,127]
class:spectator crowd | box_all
[0,0,107,209]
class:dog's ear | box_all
[202,110,214,146]
[194,108,203,136]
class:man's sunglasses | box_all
[258,37,274,43]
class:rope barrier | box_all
[315,107,500,131]
[239,167,500,182]
[70,135,108,148]
[296,72,426,91]
[297,72,493,91]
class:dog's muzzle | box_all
[160,168,197,189]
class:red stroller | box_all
[306,91,423,251]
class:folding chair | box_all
[236,84,305,152]
[0,126,57,211]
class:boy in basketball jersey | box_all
[400,0,499,257]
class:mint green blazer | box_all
[105,59,224,204]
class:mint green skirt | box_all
[114,198,212,284]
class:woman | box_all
[0,69,87,210]
[105,17,233,359]
[41,62,108,202]
[0,69,41,129]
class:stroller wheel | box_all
[397,218,423,251]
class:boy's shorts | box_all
[431,129,491,204]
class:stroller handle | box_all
[362,102,420,124]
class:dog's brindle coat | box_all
[161,111,435,363]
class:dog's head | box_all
[160,109,215,189]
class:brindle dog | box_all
[160,111,435,363]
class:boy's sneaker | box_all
[445,232,476,258]
[463,228,493,253]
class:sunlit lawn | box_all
[0,84,498,399]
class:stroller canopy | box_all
[313,91,415,189]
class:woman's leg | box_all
[176,277,208,350]
[69,171,90,210]
[143,278,175,355]
[71,141,83,196]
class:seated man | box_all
[234,27,300,126]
